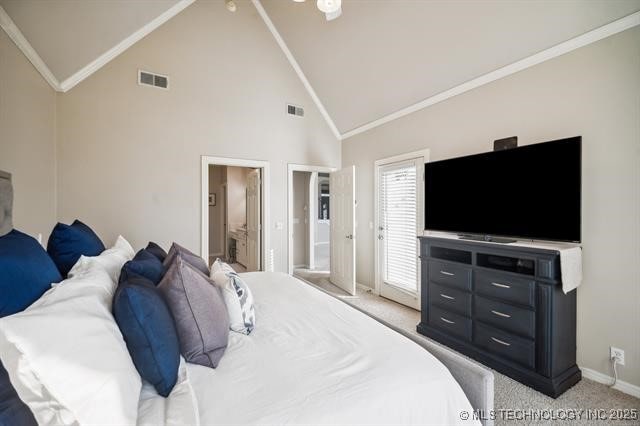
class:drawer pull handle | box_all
[491,310,511,318]
[440,270,455,276]
[491,282,511,289]
[440,293,455,300]
[491,337,511,346]
[440,317,455,324]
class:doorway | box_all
[201,156,269,272]
[374,149,429,310]
[288,164,356,297]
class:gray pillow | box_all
[158,256,229,368]
[0,171,13,237]
[163,243,209,276]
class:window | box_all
[380,161,418,292]
[318,173,330,220]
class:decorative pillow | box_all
[158,256,229,368]
[113,275,180,397]
[163,242,209,276]
[146,241,168,262]
[0,240,140,426]
[210,260,256,334]
[121,249,164,285]
[0,229,62,317]
[0,360,37,426]
[47,219,105,276]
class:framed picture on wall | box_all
[209,193,216,206]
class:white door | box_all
[246,169,261,271]
[330,166,356,295]
[377,159,421,309]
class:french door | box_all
[376,153,426,310]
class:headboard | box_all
[0,170,13,237]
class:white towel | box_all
[558,246,582,294]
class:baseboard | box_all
[294,264,309,269]
[580,366,640,398]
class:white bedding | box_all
[187,272,477,425]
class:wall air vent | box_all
[138,70,169,90]
[287,104,304,117]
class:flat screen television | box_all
[424,136,581,242]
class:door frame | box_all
[287,164,337,275]
[373,149,430,300]
[201,156,270,270]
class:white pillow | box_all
[0,237,140,426]
[209,261,255,335]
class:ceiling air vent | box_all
[138,70,169,90]
[287,104,304,117]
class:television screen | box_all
[425,137,581,242]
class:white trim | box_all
[58,0,194,92]
[287,164,337,275]
[0,6,60,91]
[374,149,430,304]
[341,11,640,140]
[201,156,270,271]
[580,366,640,399]
[252,0,342,141]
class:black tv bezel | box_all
[424,136,582,243]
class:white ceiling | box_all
[1,0,639,135]
[261,0,640,133]
[0,0,182,83]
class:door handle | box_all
[440,317,455,324]
[440,293,455,300]
[440,270,455,276]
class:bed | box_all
[1,169,493,425]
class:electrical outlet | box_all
[610,347,625,365]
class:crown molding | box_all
[252,0,342,141]
[1,0,195,93]
[0,5,61,91]
[59,0,195,92]
[341,10,640,140]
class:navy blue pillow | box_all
[47,220,105,276]
[146,242,168,262]
[0,230,62,317]
[113,275,180,397]
[0,360,37,426]
[120,249,164,285]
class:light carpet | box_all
[294,270,640,426]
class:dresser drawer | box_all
[474,295,535,339]
[429,282,471,316]
[428,260,471,291]
[474,323,535,369]
[429,305,471,341]
[475,270,535,307]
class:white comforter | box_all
[186,272,477,425]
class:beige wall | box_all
[0,30,56,241]
[343,27,640,386]
[292,170,310,267]
[55,0,340,272]
[208,165,224,259]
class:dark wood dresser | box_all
[417,236,581,397]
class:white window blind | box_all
[380,161,418,292]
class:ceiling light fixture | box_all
[225,0,237,12]
[316,0,341,14]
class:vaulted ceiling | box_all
[1,0,639,138]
